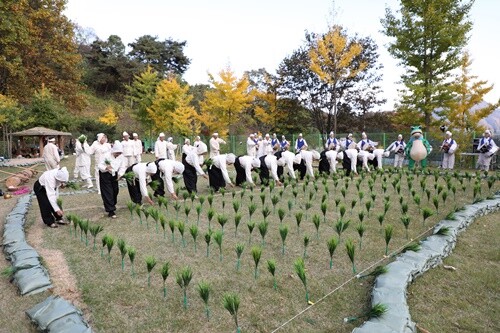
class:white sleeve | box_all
[45,176,60,211]
[116,156,128,178]
[386,142,395,152]
[449,140,458,154]
[245,162,253,184]
[163,165,175,195]
[269,158,279,181]
[187,153,205,175]
[220,160,232,184]
[154,141,160,158]
[136,165,150,198]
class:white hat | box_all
[97,133,105,142]
[250,133,255,137]
[485,130,492,135]
[167,137,173,142]
[445,131,452,136]
[133,133,138,137]
[184,138,190,144]
[146,162,157,174]
[398,134,403,139]
[329,131,334,136]
[299,133,303,137]
[213,132,218,136]
[159,132,165,137]
[195,136,201,140]
[282,135,285,139]
[123,131,129,137]
[251,158,261,168]
[226,153,236,164]
[348,133,353,138]
[111,140,123,153]
[362,132,367,139]
[311,150,321,160]
[55,167,69,182]
[173,161,185,174]
[48,137,55,142]
[265,133,270,137]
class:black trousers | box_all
[33,180,57,226]
[183,161,198,194]
[208,166,225,191]
[125,165,142,204]
[234,156,246,186]
[259,155,269,185]
[293,159,307,180]
[151,159,165,197]
[99,171,119,214]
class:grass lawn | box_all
[26,155,499,332]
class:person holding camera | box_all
[477,130,498,171]
[440,131,458,170]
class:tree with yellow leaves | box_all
[309,25,368,134]
[200,67,252,136]
[99,106,119,125]
[441,52,499,152]
[147,76,199,137]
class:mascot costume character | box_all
[405,126,431,169]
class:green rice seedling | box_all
[175,185,180,197]
[294,258,309,303]
[396,183,401,195]
[178,221,186,247]
[198,195,206,207]
[258,221,269,245]
[249,193,254,203]
[303,235,310,259]
[214,230,223,261]
[401,215,411,239]
[195,204,202,225]
[487,176,495,194]
[304,201,312,221]
[207,208,215,229]
[189,225,199,252]
[127,246,136,276]
[247,221,255,244]
[145,256,157,287]
[345,238,356,274]
[391,179,398,190]
[182,191,189,207]
[117,238,127,271]
[271,195,279,213]
[159,214,167,239]
[261,206,271,222]
[217,214,228,234]
[135,205,143,225]
[279,224,288,255]
[150,208,161,233]
[399,196,404,206]
[279,188,284,199]
[308,191,314,202]
[235,243,244,271]
[143,206,152,228]
[234,213,242,237]
[222,198,226,212]
[382,183,388,193]
[158,196,168,212]
[451,185,457,200]
[251,246,262,279]
[356,223,366,250]
[335,198,341,211]
[365,200,373,216]
[65,213,77,236]
[232,200,240,214]
[223,292,241,333]
[168,220,176,242]
[57,198,63,211]
[184,206,191,223]
[435,226,450,236]
[267,259,277,290]
[295,211,303,234]
[413,194,421,208]
[173,201,181,220]
[321,202,327,224]
[401,202,408,215]
[312,214,321,239]
[176,266,193,309]
[197,281,211,320]
[89,224,104,250]
[425,188,431,202]
[335,219,350,242]
[383,201,390,216]
[402,242,421,253]
[437,184,444,195]
[345,303,387,323]
[80,219,89,245]
[376,214,385,228]
[260,192,266,206]
[327,237,338,269]
[161,261,170,298]
[288,199,293,215]
[204,230,212,257]
[126,201,135,223]
[149,180,160,192]
[357,265,388,279]
[384,224,394,255]
[122,171,135,185]
[341,187,347,199]
[292,188,299,204]
[445,211,456,220]
[422,207,434,226]
[248,203,257,223]
[339,204,347,219]
[277,207,286,224]
[190,191,196,206]
[100,234,108,258]
[358,191,364,203]
[105,235,114,263]
[302,182,307,194]
[358,211,365,224]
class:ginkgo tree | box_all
[308,25,368,134]
[200,67,253,136]
[126,66,160,133]
[99,106,119,126]
[147,76,200,137]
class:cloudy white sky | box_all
[64,0,499,110]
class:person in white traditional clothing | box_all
[98,141,128,218]
[157,159,185,200]
[121,131,135,167]
[340,134,358,176]
[234,155,260,187]
[154,133,168,160]
[43,137,60,170]
[247,134,257,157]
[300,150,321,179]
[125,162,157,206]
[295,133,308,153]
[477,130,498,171]
[33,167,69,228]
[440,131,458,170]
[132,133,143,163]
[88,133,111,194]
[182,138,195,155]
[280,135,290,151]
[166,137,178,161]
[194,136,208,165]
[325,131,340,173]
[74,135,93,188]
[262,133,273,155]
[209,132,226,158]
[259,153,282,185]
[208,153,236,191]
[386,134,406,168]
[271,133,280,152]
[357,132,377,172]
[257,135,267,158]
[279,150,297,179]
[182,146,208,193]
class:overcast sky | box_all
[64,0,499,110]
